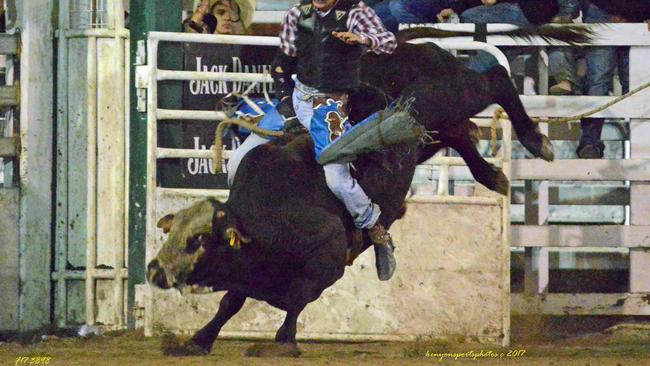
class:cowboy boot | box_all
[368,224,396,281]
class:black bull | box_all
[147,41,553,355]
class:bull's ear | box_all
[157,214,175,234]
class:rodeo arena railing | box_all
[413,22,650,315]
[138,22,650,321]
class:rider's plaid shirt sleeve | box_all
[349,3,397,54]
[279,3,396,57]
[279,6,301,57]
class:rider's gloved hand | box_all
[277,96,296,120]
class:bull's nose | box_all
[147,258,170,289]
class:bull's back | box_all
[228,134,349,245]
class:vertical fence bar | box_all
[18,0,54,330]
[523,122,549,296]
[54,30,70,327]
[500,117,512,347]
[54,0,73,327]
[144,38,159,336]
[436,149,449,195]
[628,45,650,295]
[112,2,127,326]
[122,33,131,324]
[85,35,98,326]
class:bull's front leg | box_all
[163,290,246,355]
[192,290,247,352]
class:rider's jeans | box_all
[226,133,270,187]
[293,78,381,229]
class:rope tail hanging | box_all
[533,78,650,124]
[213,118,284,173]
[491,108,505,157]
[489,78,650,152]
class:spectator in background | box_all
[184,0,250,34]
[438,0,558,74]
[373,0,452,33]
[210,0,247,34]
[547,0,581,95]
[184,0,217,33]
[578,1,630,158]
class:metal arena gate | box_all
[136,31,512,345]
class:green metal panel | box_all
[128,0,183,328]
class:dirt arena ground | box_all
[2,320,650,366]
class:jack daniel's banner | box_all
[181,42,277,189]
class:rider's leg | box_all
[226,133,271,187]
[304,92,396,280]
[322,163,396,281]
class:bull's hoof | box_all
[480,165,510,196]
[492,168,510,196]
[244,342,301,358]
[539,135,555,162]
[521,132,555,162]
[161,333,210,356]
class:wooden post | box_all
[523,123,549,296]
[17,0,54,331]
[628,45,650,294]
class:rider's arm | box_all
[271,50,297,101]
[348,3,396,54]
[274,6,300,117]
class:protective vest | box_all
[295,0,362,92]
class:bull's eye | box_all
[185,235,204,254]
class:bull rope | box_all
[533,78,650,124]
[213,118,284,173]
[490,78,650,153]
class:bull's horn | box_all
[234,227,252,244]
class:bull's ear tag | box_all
[216,210,226,219]
[229,231,239,249]
[226,228,241,250]
[335,10,346,21]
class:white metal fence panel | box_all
[54,0,129,329]
[140,31,513,343]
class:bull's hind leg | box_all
[483,65,554,161]
[447,131,509,195]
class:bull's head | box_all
[147,198,251,291]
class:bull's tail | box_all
[397,24,593,46]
